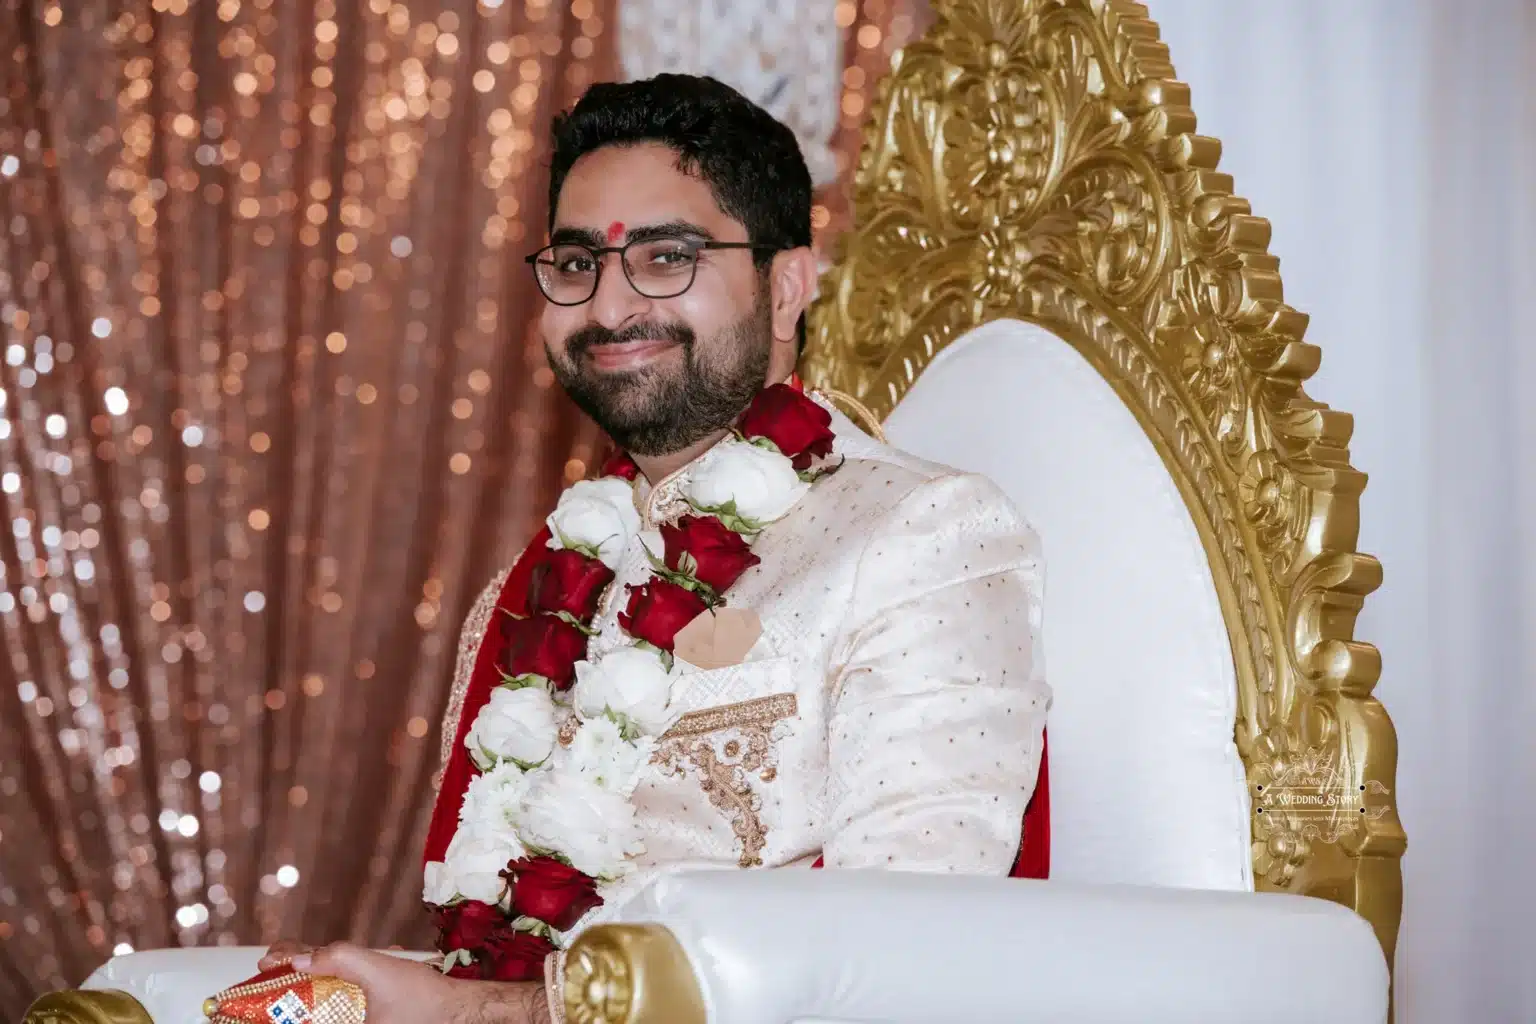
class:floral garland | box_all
[421,384,838,980]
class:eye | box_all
[554,252,597,274]
[650,247,694,266]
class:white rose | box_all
[423,860,457,906]
[444,828,518,905]
[458,761,532,851]
[686,440,809,525]
[465,685,559,769]
[563,716,657,794]
[519,764,644,880]
[572,645,678,736]
[545,477,641,570]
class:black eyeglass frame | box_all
[523,235,786,306]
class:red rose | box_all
[617,579,707,651]
[504,856,604,931]
[480,928,555,982]
[661,515,760,593]
[738,383,835,470]
[531,548,614,620]
[434,899,504,953]
[600,449,640,481]
[501,612,588,689]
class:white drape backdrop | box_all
[1149,1,1535,1020]
[616,0,844,185]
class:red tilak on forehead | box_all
[605,221,625,243]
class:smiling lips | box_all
[585,337,678,371]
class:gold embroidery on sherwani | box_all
[662,692,798,739]
[653,693,799,867]
[634,463,693,530]
[436,566,512,790]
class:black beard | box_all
[548,298,772,457]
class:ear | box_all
[768,246,819,346]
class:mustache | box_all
[564,320,694,359]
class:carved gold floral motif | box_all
[803,0,1403,968]
[563,938,633,1024]
[563,924,706,1024]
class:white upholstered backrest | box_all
[882,319,1252,890]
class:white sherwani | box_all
[448,398,1049,932]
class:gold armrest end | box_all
[24,989,153,1024]
[563,923,705,1024]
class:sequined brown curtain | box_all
[815,0,932,249]
[0,0,925,1013]
[0,0,615,1009]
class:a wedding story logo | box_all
[1251,747,1392,844]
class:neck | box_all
[632,428,732,485]
[627,369,800,484]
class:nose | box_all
[586,252,650,330]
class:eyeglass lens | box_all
[534,238,700,304]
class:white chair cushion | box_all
[81,947,434,1024]
[613,868,1388,1024]
[83,947,265,1024]
[882,319,1252,889]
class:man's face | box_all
[540,143,774,457]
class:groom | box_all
[266,73,1049,1024]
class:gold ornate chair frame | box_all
[801,0,1403,968]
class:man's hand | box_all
[292,943,550,1024]
[258,939,315,972]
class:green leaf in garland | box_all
[518,839,571,868]
[469,745,492,771]
[600,708,644,742]
[497,670,550,691]
[511,916,564,944]
[641,544,720,602]
[798,454,847,484]
[643,543,668,574]
[686,497,766,538]
[553,610,599,636]
[439,948,474,974]
[632,639,675,673]
[550,524,606,564]
[469,739,547,773]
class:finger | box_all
[293,942,373,982]
[259,940,314,971]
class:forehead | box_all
[552,142,736,235]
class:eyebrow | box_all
[548,220,717,247]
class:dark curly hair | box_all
[547,74,814,346]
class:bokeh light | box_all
[0,0,616,1007]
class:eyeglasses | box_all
[524,233,783,306]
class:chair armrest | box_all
[19,947,437,1024]
[81,946,268,1023]
[564,870,1387,1024]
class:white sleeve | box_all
[822,472,1050,874]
